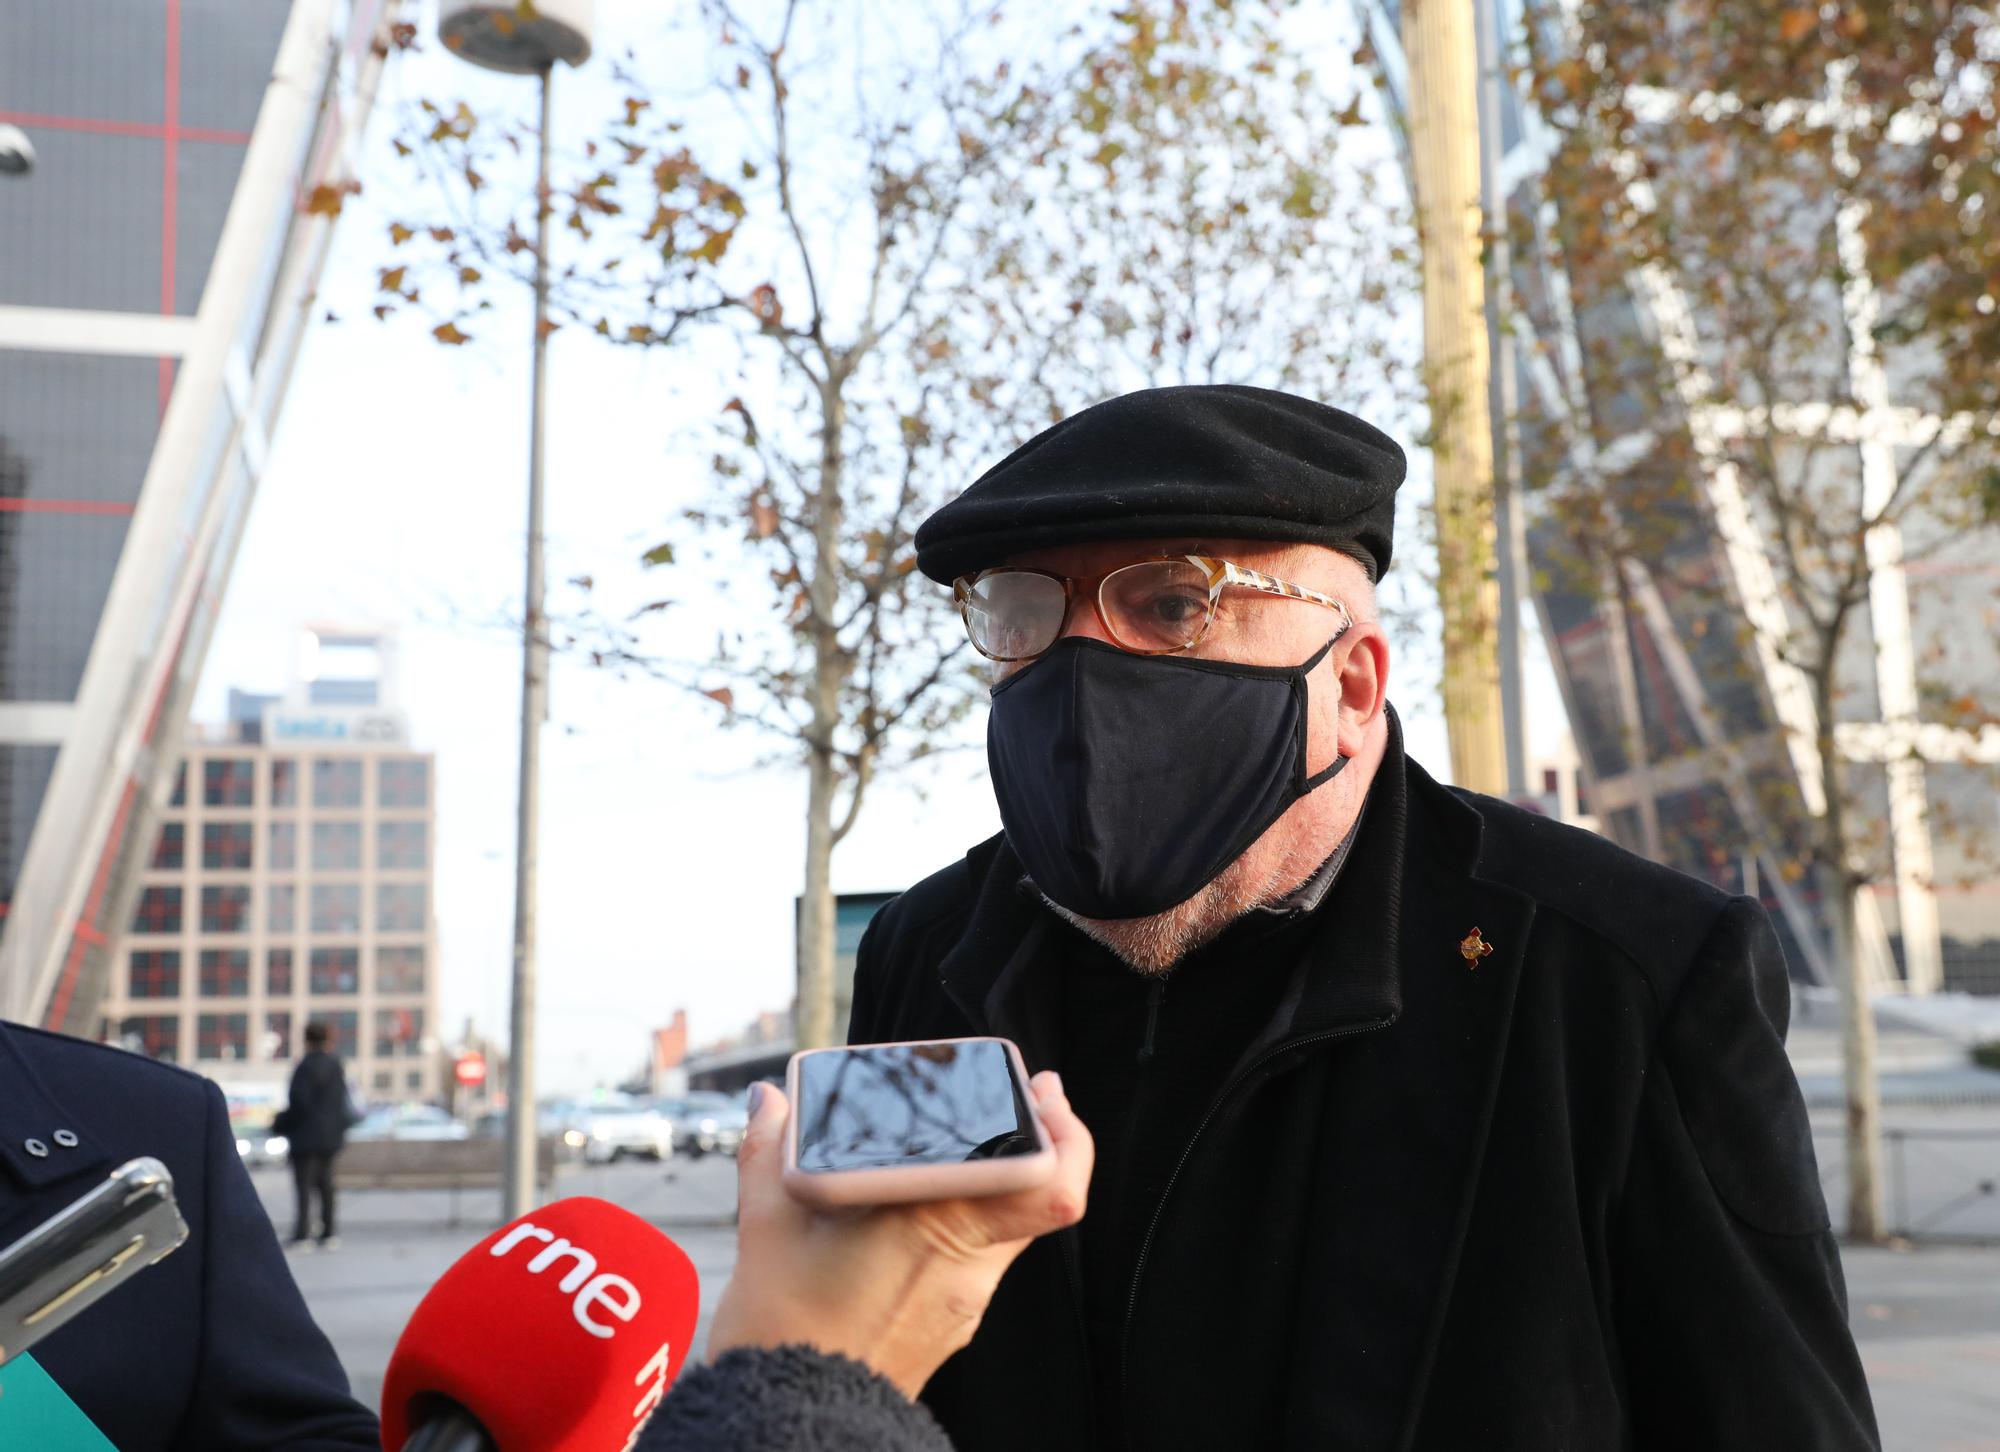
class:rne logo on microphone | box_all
[618,1342,676,1452]
[489,1220,643,1338]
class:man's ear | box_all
[1332,625,1389,758]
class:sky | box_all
[193,0,1566,1094]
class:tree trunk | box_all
[1402,0,1507,794]
[1832,878,1886,1241]
[1818,687,1885,1242]
[797,741,840,1050]
[795,376,850,1052]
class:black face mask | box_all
[987,633,1348,920]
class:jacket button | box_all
[53,1129,78,1149]
[24,1138,48,1158]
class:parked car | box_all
[349,1103,469,1143]
[223,1083,291,1167]
[568,1099,674,1164]
[655,1092,749,1158]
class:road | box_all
[260,1151,2000,1448]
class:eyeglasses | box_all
[952,554,1352,663]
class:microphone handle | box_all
[403,1402,499,1452]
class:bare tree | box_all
[374,0,1415,1050]
[1515,0,2000,1240]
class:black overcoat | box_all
[848,721,1880,1451]
[0,1021,378,1449]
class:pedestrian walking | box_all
[280,1021,355,1251]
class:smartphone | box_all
[783,1036,1056,1209]
[0,1157,190,1368]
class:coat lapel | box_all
[0,1025,114,1240]
[936,847,1068,1074]
[1282,753,1535,1450]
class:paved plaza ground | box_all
[262,1137,2000,1449]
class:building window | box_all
[271,757,299,808]
[268,883,296,933]
[169,764,187,807]
[199,949,250,998]
[406,1069,423,1090]
[377,820,427,871]
[201,821,255,871]
[376,882,426,933]
[375,1006,424,1058]
[265,1011,293,1060]
[269,821,297,872]
[151,822,185,870]
[267,947,295,996]
[128,950,181,999]
[203,759,255,807]
[322,1010,359,1059]
[309,946,360,995]
[200,885,251,934]
[197,1012,250,1061]
[376,945,426,995]
[374,1069,393,1091]
[121,1015,181,1062]
[312,820,362,872]
[378,758,429,809]
[132,886,182,934]
[310,883,362,934]
[313,758,363,809]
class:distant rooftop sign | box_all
[263,706,409,749]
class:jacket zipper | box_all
[1118,1016,1394,1413]
[1136,977,1167,1064]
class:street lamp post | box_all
[438,0,592,1220]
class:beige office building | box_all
[100,664,441,1102]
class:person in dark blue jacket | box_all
[0,1018,378,1449]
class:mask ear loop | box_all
[1300,623,1355,791]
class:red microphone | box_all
[380,1196,701,1452]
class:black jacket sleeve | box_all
[636,1346,954,1452]
[174,1079,380,1450]
[1611,897,1879,1449]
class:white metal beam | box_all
[0,307,197,358]
[0,704,75,745]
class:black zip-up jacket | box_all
[847,718,1879,1451]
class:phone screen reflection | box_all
[795,1042,1035,1173]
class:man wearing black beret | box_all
[848,385,1879,1449]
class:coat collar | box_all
[939,706,1465,1063]
[0,1023,114,1198]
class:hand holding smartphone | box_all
[782,1037,1057,1208]
[714,1059,1091,1399]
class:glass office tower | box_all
[0,1,398,1032]
[1354,0,2000,993]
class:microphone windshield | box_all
[380,1196,700,1452]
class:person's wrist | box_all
[708,1258,985,1400]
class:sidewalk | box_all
[1845,1243,2000,1451]
[265,1161,2000,1447]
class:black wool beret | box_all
[914,384,1405,584]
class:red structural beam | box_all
[0,499,137,516]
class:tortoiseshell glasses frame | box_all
[952,554,1353,663]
